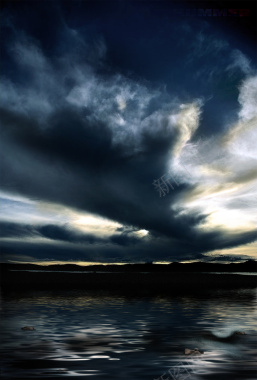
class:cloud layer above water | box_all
[0,1,256,263]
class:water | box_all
[0,288,256,379]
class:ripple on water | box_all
[0,288,256,379]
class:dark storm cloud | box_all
[202,254,253,263]
[38,224,99,244]
[0,221,101,243]
[38,224,142,247]
[0,221,142,247]
[0,221,36,239]
[110,233,141,247]
[0,232,205,263]
[1,218,256,264]
[0,0,256,262]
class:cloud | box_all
[227,50,253,76]
[238,76,257,121]
[0,221,36,239]
[0,218,146,247]
[0,1,257,263]
[0,221,100,243]
[110,233,142,247]
[167,75,257,244]
[172,102,202,157]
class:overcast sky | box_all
[1,0,257,264]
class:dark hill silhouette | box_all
[1,260,256,273]
[1,260,256,293]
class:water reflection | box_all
[0,288,256,379]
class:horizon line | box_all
[2,260,255,266]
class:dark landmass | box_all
[1,259,257,273]
[0,261,256,293]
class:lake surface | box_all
[0,287,256,379]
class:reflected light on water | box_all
[0,288,256,379]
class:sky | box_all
[0,0,257,264]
